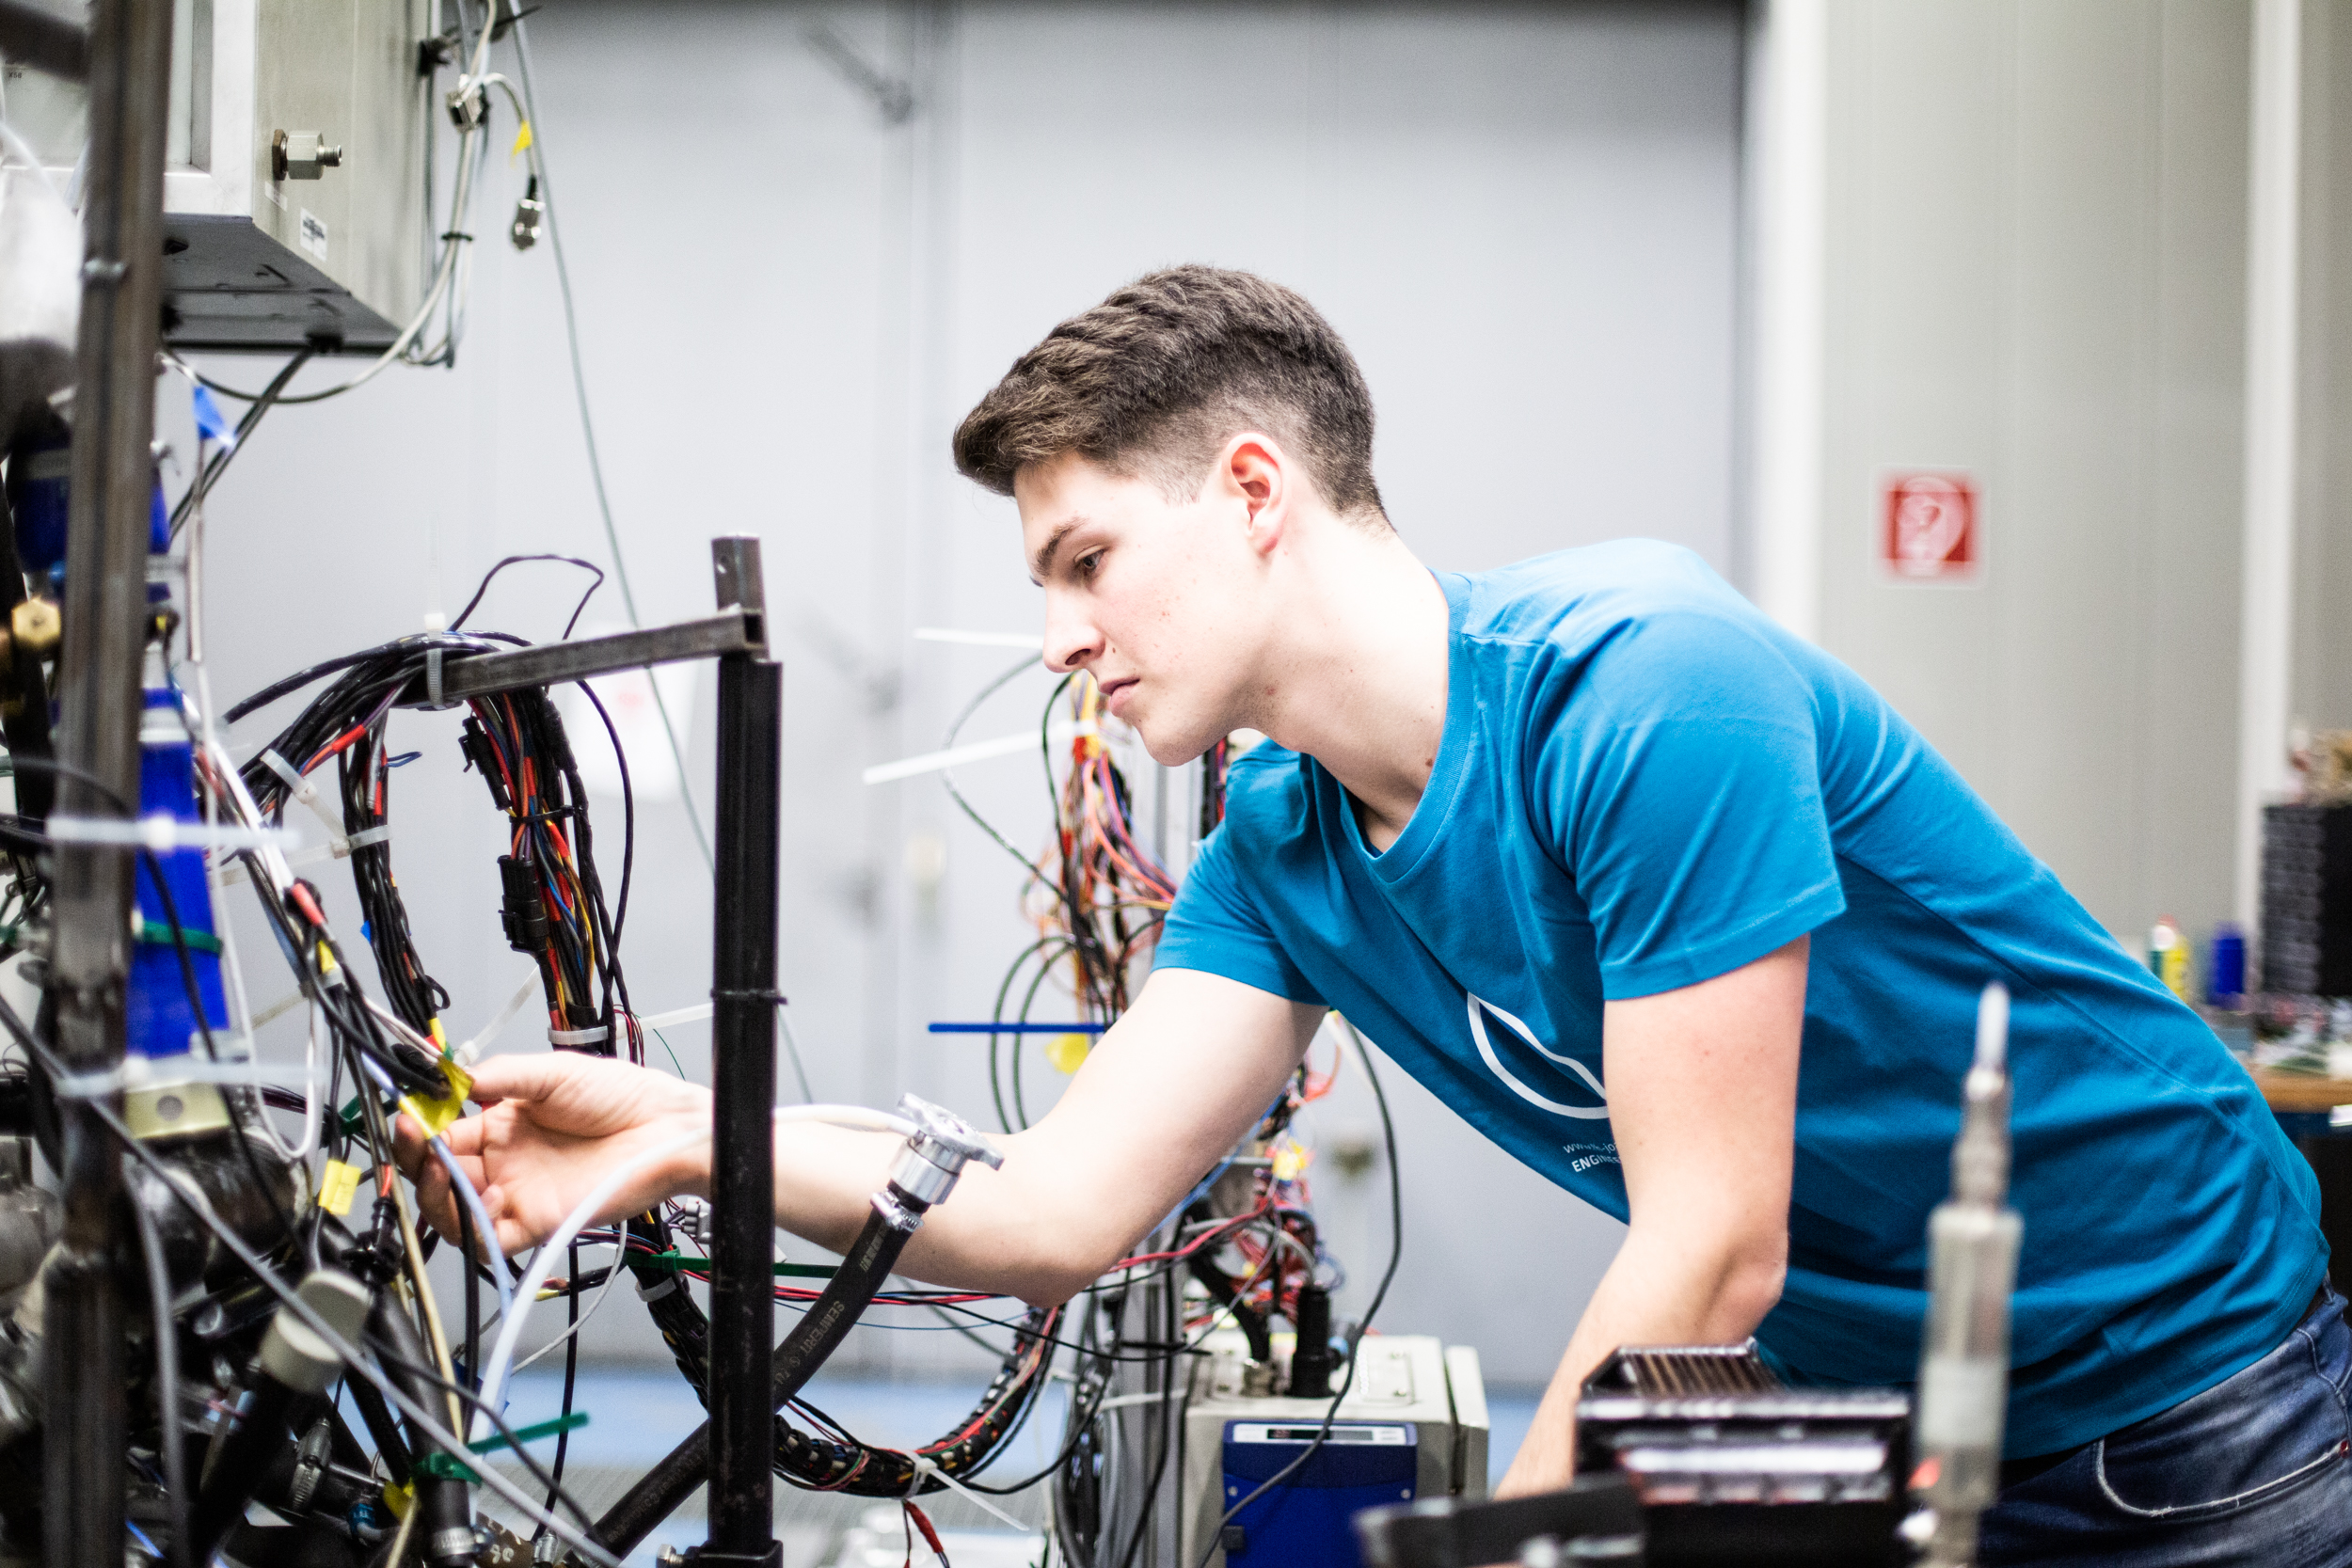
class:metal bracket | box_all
[395,609,762,706]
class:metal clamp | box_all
[886,1093,1004,1209]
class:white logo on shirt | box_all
[1466,993,1609,1119]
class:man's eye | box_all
[1076,551,1104,578]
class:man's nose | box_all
[1041,599,1100,674]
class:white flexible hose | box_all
[469,1103,918,1437]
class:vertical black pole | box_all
[45,0,172,1565]
[701,538,782,1568]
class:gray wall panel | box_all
[1817,0,2249,951]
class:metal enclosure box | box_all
[1181,1333,1488,1568]
[7,0,431,350]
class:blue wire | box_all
[429,1129,516,1327]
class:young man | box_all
[406,267,2346,1562]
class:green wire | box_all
[650,1024,686,1079]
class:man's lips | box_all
[1101,677,1138,716]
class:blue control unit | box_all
[1217,1420,1418,1566]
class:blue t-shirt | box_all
[1154,541,2324,1456]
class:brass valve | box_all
[10,599,60,660]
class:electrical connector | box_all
[511,177,545,251]
[496,855,548,954]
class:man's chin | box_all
[1136,721,1206,769]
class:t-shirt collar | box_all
[1332,570,1475,882]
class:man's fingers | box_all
[390,1113,428,1180]
[411,1152,462,1241]
[463,1050,618,1106]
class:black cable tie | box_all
[438,230,476,243]
[710,988,788,1006]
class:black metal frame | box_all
[700,539,784,1568]
[43,3,796,1560]
[44,3,173,1568]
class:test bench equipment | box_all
[0,2,2028,1565]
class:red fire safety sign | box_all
[1882,471,1979,581]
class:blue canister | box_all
[2208,922,2248,1005]
[127,686,228,1058]
[6,432,70,576]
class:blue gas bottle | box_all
[127,681,229,1062]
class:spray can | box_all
[1912,983,2022,1568]
[2149,917,2191,1002]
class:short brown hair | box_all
[952,265,1386,522]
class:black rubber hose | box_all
[187,1377,314,1562]
[368,1294,474,1568]
[590,1201,917,1559]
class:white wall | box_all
[2292,0,2352,734]
[164,0,1746,1384]
[1766,0,2256,957]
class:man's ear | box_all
[1223,434,1289,558]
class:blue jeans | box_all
[1980,1286,2352,1566]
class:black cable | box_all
[454,1166,482,1393]
[0,995,612,1558]
[449,553,605,641]
[541,1240,581,1539]
[167,346,317,537]
[132,1195,194,1568]
[1194,1014,1404,1568]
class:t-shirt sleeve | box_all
[1152,823,1326,1005]
[1536,610,1847,1000]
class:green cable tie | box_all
[466,1410,591,1456]
[134,921,223,955]
[419,1410,594,1481]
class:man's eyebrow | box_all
[1028,517,1087,584]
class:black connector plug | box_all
[458,718,511,811]
[1289,1283,1334,1399]
[497,854,548,954]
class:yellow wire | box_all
[388,1171,466,1432]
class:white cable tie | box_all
[633,1273,678,1303]
[49,1064,128,1099]
[1092,1389,1185,1413]
[258,748,314,806]
[454,977,540,1067]
[47,816,299,852]
[247,991,306,1030]
[211,839,333,889]
[637,1002,714,1030]
[905,1453,1033,1533]
[344,825,392,850]
[863,719,1097,787]
[548,1025,610,1047]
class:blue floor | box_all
[495,1364,1545,1492]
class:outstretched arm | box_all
[400,966,1323,1306]
[1495,935,1806,1498]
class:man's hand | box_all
[392,968,1322,1305]
[393,1053,710,1256]
[1494,936,1806,1499]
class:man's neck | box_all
[1246,524,1451,853]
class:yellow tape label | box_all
[318,1160,362,1216]
[398,1058,475,1139]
